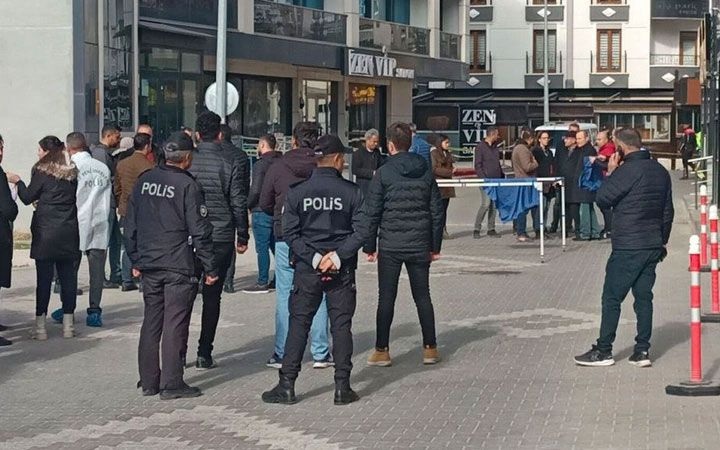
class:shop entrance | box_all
[348,83,387,148]
[301,80,337,135]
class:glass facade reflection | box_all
[254,1,346,44]
[226,76,291,139]
[104,0,133,130]
[139,0,238,28]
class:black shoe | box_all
[137,380,159,396]
[121,283,138,292]
[572,237,590,242]
[243,284,271,294]
[0,323,8,332]
[195,354,217,370]
[473,231,481,239]
[574,346,615,367]
[159,383,202,400]
[487,230,500,237]
[628,351,652,368]
[334,388,359,405]
[223,283,236,294]
[0,336,11,346]
[103,280,119,289]
[262,377,297,405]
[268,279,276,291]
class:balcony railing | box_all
[440,31,461,60]
[254,0,346,45]
[526,51,563,73]
[470,52,492,73]
[359,17,429,56]
[650,54,699,67]
[591,50,627,72]
[139,0,238,28]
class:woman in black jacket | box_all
[7,136,80,340]
[0,134,19,346]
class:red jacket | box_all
[598,141,616,177]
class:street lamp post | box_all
[543,0,550,125]
[216,0,228,123]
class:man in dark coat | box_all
[532,131,556,233]
[555,131,584,237]
[364,122,444,367]
[574,130,601,240]
[188,111,249,370]
[473,126,503,239]
[575,128,673,368]
[0,135,19,346]
[352,128,384,196]
[245,134,282,294]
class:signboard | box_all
[347,50,415,79]
[459,108,497,148]
[651,0,706,19]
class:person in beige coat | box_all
[430,134,455,239]
[511,131,539,242]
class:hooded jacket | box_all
[362,151,444,254]
[16,153,80,260]
[259,147,317,240]
[72,151,111,251]
[0,166,19,287]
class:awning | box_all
[139,20,214,38]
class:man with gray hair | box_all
[351,128,384,196]
[574,128,673,368]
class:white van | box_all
[535,122,598,154]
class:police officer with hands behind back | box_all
[124,132,218,400]
[262,134,366,406]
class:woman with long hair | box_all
[6,136,80,340]
[430,133,455,239]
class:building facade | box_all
[0,0,469,229]
[415,0,707,153]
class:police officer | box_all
[124,132,218,400]
[262,134,366,406]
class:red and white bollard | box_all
[703,205,720,322]
[701,185,709,268]
[666,235,720,396]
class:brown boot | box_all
[423,345,440,365]
[367,348,392,367]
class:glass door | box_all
[302,80,336,135]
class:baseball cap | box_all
[314,134,345,156]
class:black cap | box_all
[314,135,345,156]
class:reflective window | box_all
[139,0,238,28]
[242,78,290,138]
[104,0,134,131]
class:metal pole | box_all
[538,182,545,263]
[132,0,139,131]
[215,0,228,123]
[561,180,566,250]
[543,0,549,124]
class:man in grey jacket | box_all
[473,126,503,239]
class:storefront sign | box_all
[347,50,415,80]
[651,0,706,18]
[459,108,497,148]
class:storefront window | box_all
[348,83,386,147]
[242,78,290,138]
[104,0,134,131]
[595,113,672,142]
[302,80,336,135]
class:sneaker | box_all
[574,346,615,367]
[121,283,138,292]
[0,336,11,346]
[268,279,276,291]
[103,280,119,289]
[473,230,482,239]
[86,312,103,328]
[487,230,500,238]
[50,308,64,324]
[159,383,202,400]
[223,283,236,294]
[266,354,283,369]
[628,351,652,368]
[313,355,335,369]
[367,349,392,367]
[423,345,440,365]
[195,354,217,370]
[243,284,271,294]
[516,234,530,243]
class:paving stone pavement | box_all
[1,172,719,449]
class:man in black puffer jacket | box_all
[575,128,673,369]
[189,111,249,370]
[363,122,444,368]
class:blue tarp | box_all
[579,157,602,192]
[483,178,540,223]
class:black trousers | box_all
[281,270,357,385]
[138,270,198,390]
[567,202,581,235]
[198,242,234,357]
[596,249,663,354]
[600,206,612,233]
[441,198,450,230]
[376,251,437,349]
[36,259,77,316]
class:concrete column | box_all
[238,0,253,33]
[344,0,360,48]
[459,0,470,64]
[428,0,441,58]
[388,80,413,124]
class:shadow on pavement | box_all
[615,321,688,361]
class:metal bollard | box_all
[666,235,720,396]
[703,205,720,322]
[701,185,709,268]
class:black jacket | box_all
[124,164,216,277]
[17,157,80,261]
[0,166,18,287]
[352,146,384,196]
[556,143,597,203]
[282,167,366,273]
[189,141,248,245]
[532,144,556,194]
[597,151,674,250]
[259,147,317,240]
[474,141,504,178]
[363,152,444,254]
[248,150,282,212]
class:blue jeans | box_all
[274,241,329,360]
[515,207,540,236]
[252,211,275,285]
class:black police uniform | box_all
[125,164,216,395]
[265,159,366,404]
